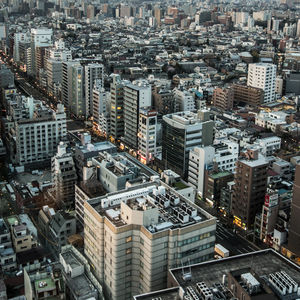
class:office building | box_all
[204,171,234,207]
[110,74,126,141]
[46,58,62,97]
[30,28,53,76]
[85,63,104,117]
[259,189,279,244]
[247,63,276,103]
[62,60,85,117]
[288,164,300,256]
[134,249,300,300]
[123,80,151,149]
[162,110,214,179]
[7,98,67,166]
[51,142,77,208]
[84,182,216,300]
[232,149,268,229]
[92,152,141,193]
[212,87,234,111]
[138,108,157,164]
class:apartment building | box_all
[247,63,276,103]
[232,84,264,107]
[256,136,281,156]
[110,74,126,141]
[173,87,195,112]
[162,110,214,179]
[84,182,216,300]
[232,149,268,229]
[51,142,77,208]
[7,98,67,166]
[212,87,234,111]
[188,140,238,197]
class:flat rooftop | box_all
[90,182,212,232]
[6,216,18,226]
[170,249,300,294]
[135,250,300,300]
[35,277,56,293]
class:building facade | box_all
[84,182,216,300]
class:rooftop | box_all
[35,277,56,293]
[89,182,212,232]
[170,249,300,297]
[209,171,233,180]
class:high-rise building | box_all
[231,149,268,229]
[85,63,104,117]
[93,80,110,136]
[84,182,216,300]
[51,142,77,208]
[288,164,300,256]
[296,19,300,37]
[123,80,151,149]
[247,63,276,103]
[162,110,214,179]
[138,108,157,164]
[212,87,234,111]
[110,75,126,141]
[46,58,62,97]
[30,28,53,76]
[62,61,85,117]
[154,7,162,26]
[86,4,95,19]
[13,32,30,62]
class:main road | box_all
[216,223,260,256]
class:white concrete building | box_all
[123,80,152,149]
[188,140,238,197]
[138,108,157,165]
[13,32,30,62]
[93,80,110,136]
[85,63,104,117]
[255,111,287,132]
[7,98,67,166]
[247,63,276,103]
[84,182,216,300]
[173,87,195,112]
[30,28,53,76]
[256,136,281,156]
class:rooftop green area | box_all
[209,171,232,180]
[6,216,18,226]
[173,181,189,190]
[35,277,56,292]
